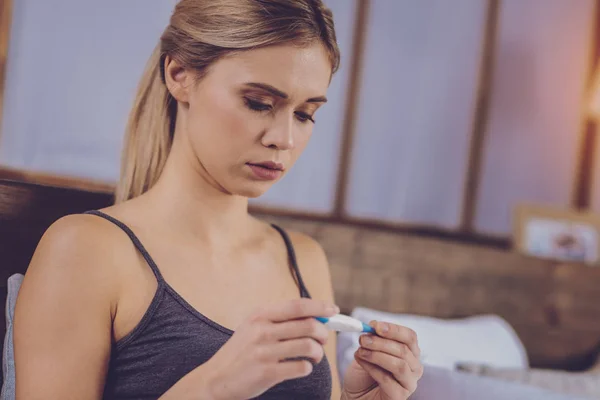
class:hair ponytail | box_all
[115,44,175,203]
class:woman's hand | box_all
[341,321,423,400]
[198,298,338,400]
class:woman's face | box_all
[168,43,332,198]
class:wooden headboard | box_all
[1,178,599,374]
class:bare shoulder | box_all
[285,230,328,266]
[21,213,133,309]
[29,213,127,275]
[13,213,129,398]
[285,229,334,302]
[37,212,122,248]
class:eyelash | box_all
[244,98,315,124]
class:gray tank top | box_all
[85,211,332,400]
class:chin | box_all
[234,181,274,198]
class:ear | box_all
[164,55,193,103]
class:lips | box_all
[246,161,285,180]
[248,161,284,171]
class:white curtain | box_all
[474,0,594,235]
[0,0,177,182]
[345,0,488,229]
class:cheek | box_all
[187,92,254,156]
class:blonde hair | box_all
[115,0,340,203]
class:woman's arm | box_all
[288,231,342,400]
[14,215,120,399]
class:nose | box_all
[261,113,295,151]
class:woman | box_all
[13,0,423,399]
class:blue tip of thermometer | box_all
[316,314,376,334]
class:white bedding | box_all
[411,366,592,400]
[337,307,528,377]
[336,307,593,399]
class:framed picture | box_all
[513,204,600,265]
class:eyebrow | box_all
[244,82,327,103]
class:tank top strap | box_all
[270,224,311,298]
[84,210,165,283]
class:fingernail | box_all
[362,336,373,345]
[369,320,376,328]
[381,323,389,333]
[359,348,370,358]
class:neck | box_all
[143,144,253,244]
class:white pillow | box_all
[1,273,24,400]
[337,307,528,381]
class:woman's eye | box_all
[295,112,315,124]
[244,98,272,112]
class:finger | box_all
[272,318,330,345]
[271,338,325,364]
[360,334,421,373]
[272,360,314,384]
[370,321,420,359]
[264,298,339,322]
[354,355,410,399]
[356,348,418,393]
